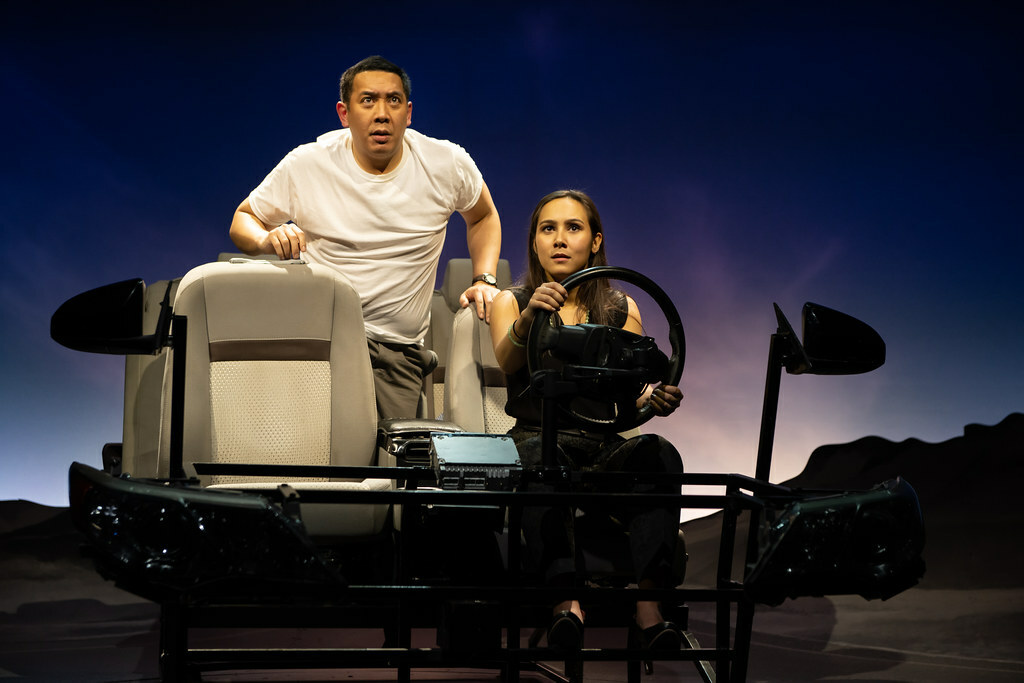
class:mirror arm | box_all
[151,280,175,352]
[100,279,177,355]
[744,328,790,581]
[772,303,812,374]
[754,331,788,484]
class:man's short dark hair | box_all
[339,56,411,104]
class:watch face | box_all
[474,273,497,286]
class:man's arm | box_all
[458,181,502,322]
[230,198,306,259]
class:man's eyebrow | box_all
[358,89,405,100]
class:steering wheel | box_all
[526,266,685,433]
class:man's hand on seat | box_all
[261,224,307,260]
[229,199,307,260]
[460,283,499,323]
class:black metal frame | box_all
[152,463,787,682]
[149,282,807,682]
[59,272,906,682]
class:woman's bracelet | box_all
[507,320,527,348]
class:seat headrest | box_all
[439,258,514,312]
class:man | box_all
[230,56,502,419]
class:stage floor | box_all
[1,561,1022,682]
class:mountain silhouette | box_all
[683,413,1024,590]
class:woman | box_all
[489,190,685,652]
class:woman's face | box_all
[532,197,604,282]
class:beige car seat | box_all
[120,254,279,478]
[423,258,512,419]
[443,307,516,434]
[158,259,389,539]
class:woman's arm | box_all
[489,290,528,374]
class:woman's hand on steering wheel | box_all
[527,282,568,314]
[646,384,683,417]
[520,281,568,330]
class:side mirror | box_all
[51,279,160,355]
[774,302,885,376]
[801,302,885,375]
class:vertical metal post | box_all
[169,314,187,480]
[733,330,789,682]
[746,332,788,570]
[753,333,786,484]
[716,488,739,682]
[541,392,558,468]
[159,602,187,682]
[506,501,522,682]
[732,598,755,681]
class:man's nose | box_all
[373,100,390,121]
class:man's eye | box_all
[389,96,401,104]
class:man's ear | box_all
[336,101,349,127]
[406,101,413,126]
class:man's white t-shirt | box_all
[248,128,484,345]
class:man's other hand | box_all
[460,283,499,323]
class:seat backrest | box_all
[158,260,376,485]
[443,306,515,434]
[424,258,512,419]
[121,256,277,477]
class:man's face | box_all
[337,70,412,173]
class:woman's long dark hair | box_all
[522,190,620,325]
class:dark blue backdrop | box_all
[2,1,1021,506]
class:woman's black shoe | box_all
[629,620,682,651]
[628,621,683,676]
[547,610,584,650]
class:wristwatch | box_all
[472,273,498,287]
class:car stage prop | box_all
[52,259,925,682]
